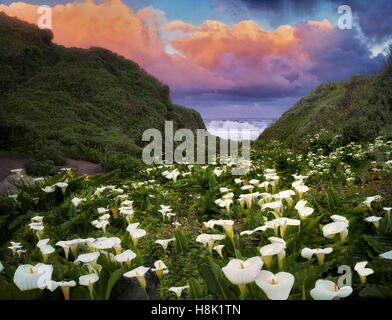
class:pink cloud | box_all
[0,1,341,94]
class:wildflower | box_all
[71,197,85,207]
[79,274,99,300]
[261,201,283,219]
[123,266,150,291]
[13,263,53,291]
[214,220,234,239]
[155,238,175,250]
[222,257,263,295]
[362,195,382,209]
[151,260,168,280]
[364,216,382,228]
[55,182,68,195]
[196,234,226,255]
[40,245,55,263]
[169,285,189,298]
[47,280,76,300]
[255,271,295,300]
[354,261,374,284]
[129,228,147,247]
[213,245,225,258]
[259,243,286,269]
[322,222,349,241]
[301,247,333,264]
[213,169,223,177]
[310,280,352,300]
[114,250,137,268]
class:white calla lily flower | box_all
[310,280,352,300]
[255,271,295,300]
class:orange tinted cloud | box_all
[0,0,336,92]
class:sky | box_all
[1,0,391,119]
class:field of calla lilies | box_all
[1,133,392,300]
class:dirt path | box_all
[0,157,108,195]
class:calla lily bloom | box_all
[364,216,382,228]
[123,266,150,291]
[47,280,76,300]
[213,220,235,239]
[169,285,189,298]
[222,257,263,295]
[322,222,349,241]
[259,243,286,269]
[151,260,168,280]
[42,186,55,193]
[379,250,392,259]
[79,274,99,300]
[310,280,352,300]
[129,228,147,247]
[55,182,68,195]
[155,238,175,250]
[71,197,85,208]
[8,242,22,257]
[196,234,226,254]
[362,195,382,209]
[262,201,283,219]
[13,263,53,291]
[255,271,295,300]
[294,184,309,199]
[213,245,225,258]
[40,245,55,263]
[0,261,3,272]
[240,225,267,236]
[354,261,374,284]
[213,169,223,177]
[75,252,100,265]
[301,247,333,264]
[215,198,233,214]
[114,250,137,268]
[56,241,72,259]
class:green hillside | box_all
[0,13,205,174]
[258,52,392,148]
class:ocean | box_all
[204,118,276,141]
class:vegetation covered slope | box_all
[0,13,205,174]
[258,52,392,148]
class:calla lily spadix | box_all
[47,280,76,300]
[322,222,349,241]
[301,247,333,264]
[222,256,263,295]
[310,280,352,300]
[354,261,374,284]
[13,263,53,291]
[259,243,285,269]
[114,250,137,268]
[79,274,99,300]
[255,271,295,300]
